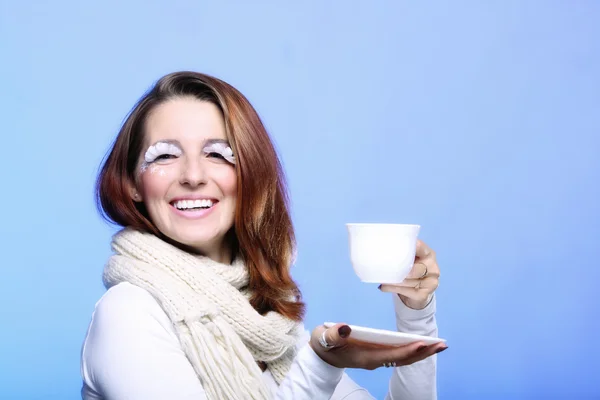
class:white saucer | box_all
[323,322,446,346]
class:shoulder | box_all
[94,281,165,316]
[81,283,181,395]
[89,282,176,333]
[82,282,177,350]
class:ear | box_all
[127,180,143,203]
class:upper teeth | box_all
[174,199,214,210]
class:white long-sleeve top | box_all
[80,282,438,399]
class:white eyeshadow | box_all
[144,142,182,163]
[203,142,235,165]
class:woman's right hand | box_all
[309,323,447,370]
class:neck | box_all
[161,234,234,264]
[203,244,233,264]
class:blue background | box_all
[1,1,599,399]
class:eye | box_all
[155,154,177,161]
[145,142,182,163]
[202,143,235,165]
[207,152,225,159]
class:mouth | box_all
[170,198,218,212]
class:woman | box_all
[80,71,447,399]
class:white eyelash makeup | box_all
[144,142,182,163]
[139,141,235,175]
[140,141,182,174]
[203,142,236,165]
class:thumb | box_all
[324,323,352,349]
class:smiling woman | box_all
[95,73,302,318]
[131,100,239,264]
[82,71,445,400]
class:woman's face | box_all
[132,97,237,261]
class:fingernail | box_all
[377,284,382,290]
[338,325,351,338]
[435,346,448,354]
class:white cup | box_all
[347,223,420,284]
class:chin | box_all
[166,229,227,253]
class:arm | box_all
[279,344,382,400]
[386,293,438,400]
[80,283,208,400]
[306,295,439,400]
[275,327,375,400]
[275,343,345,399]
[81,283,369,399]
[278,239,442,399]
[275,326,371,399]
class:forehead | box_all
[144,97,227,145]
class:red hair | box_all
[96,71,304,321]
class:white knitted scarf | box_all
[102,228,302,399]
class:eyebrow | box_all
[203,139,230,147]
[148,138,230,148]
[149,139,181,147]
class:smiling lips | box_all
[170,198,218,219]
[173,199,214,210]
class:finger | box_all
[405,261,429,280]
[380,278,438,293]
[346,337,398,350]
[392,342,448,366]
[380,279,421,289]
[324,323,352,349]
[363,340,429,368]
[415,239,432,259]
[390,284,436,304]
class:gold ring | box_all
[419,264,428,279]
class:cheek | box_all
[218,170,237,222]
[217,168,237,197]
[139,164,178,198]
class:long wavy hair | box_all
[96,71,304,321]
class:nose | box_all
[179,158,207,187]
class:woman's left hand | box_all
[379,239,440,309]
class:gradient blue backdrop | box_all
[1,1,599,399]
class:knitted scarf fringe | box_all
[102,228,301,399]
